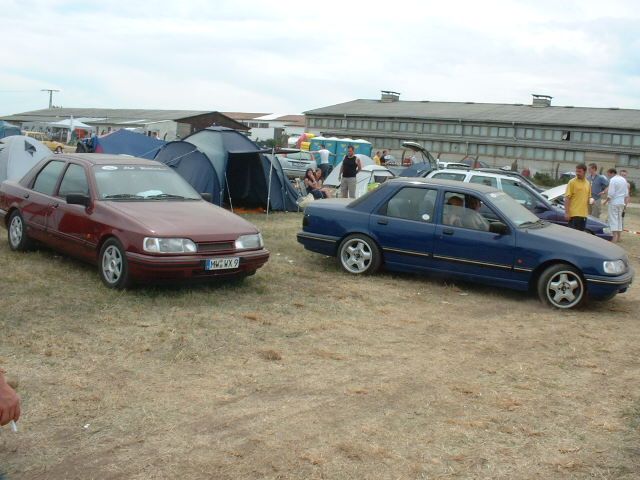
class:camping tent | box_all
[154,127,300,211]
[0,121,21,139]
[0,135,51,182]
[49,118,94,130]
[93,129,166,159]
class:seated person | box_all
[304,168,330,199]
[443,195,464,226]
[461,197,490,231]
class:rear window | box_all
[432,172,466,181]
[32,160,65,196]
[470,175,498,187]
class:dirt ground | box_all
[1,207,639,479]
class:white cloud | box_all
[1,0,639,115]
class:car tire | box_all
[338,234,381,275]
[537,263,585,309]
[7,210,32,251]
[99,238,131,289]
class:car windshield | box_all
[93,165,201,200]
[485,191,540,226]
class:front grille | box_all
[196,241,235,253]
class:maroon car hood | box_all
[105,200,258,240]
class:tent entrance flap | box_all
[224,152,268,208]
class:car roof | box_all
[53,153,163,166]
[387,176,500,194]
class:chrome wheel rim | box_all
[102,245,123,284]
[547,270,583,308]
[341,238,372,274]
[9,215,23,248]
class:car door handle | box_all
[377,219,388,225]
[23,193,29,199]
[442,228,454,235]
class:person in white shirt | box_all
[311,144,335,179]
[604,168,629,243]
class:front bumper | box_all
[584,267,634,298]
[126,248,270,281]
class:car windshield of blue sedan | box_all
[93,165,201,200]
[487,191,540,226]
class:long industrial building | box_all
[304,92,640,180]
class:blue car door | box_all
[432,190,517,286]
[369,186,438,272]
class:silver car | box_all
[276,152,318,178]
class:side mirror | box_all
[489,221,509,235]
[66,193,91,207]
[201,192,212,202]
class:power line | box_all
[41,88,60,109]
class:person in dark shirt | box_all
[339,146,362,198]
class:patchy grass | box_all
[0,209,639,479]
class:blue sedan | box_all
[297,178,633,309]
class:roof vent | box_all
[380,90,400,103]
[531,94,552,107]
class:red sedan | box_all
[0,154,269,288]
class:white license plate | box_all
[205,257,240,270]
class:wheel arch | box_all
[337,231,385,263]
[529,259,584,291]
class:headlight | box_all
[603,260,626,275]
[235,233,263,250]
[602,227,612,234]
[143,237,197,253]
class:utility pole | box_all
[41,89,60,109]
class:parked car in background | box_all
[297,178,633,309]
[24,131,66,153]
[437,161,469,169]
[276,151,318,178]
[0,154,269,288]
[425,169,612,240]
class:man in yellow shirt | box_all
[564,163,591,231]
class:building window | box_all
[553,130,562,141]
[554,150,564,161]
[525,147,534,159]
[544,149,554,161]
[602,133,611,144]
[480,126,488,136]
[496,145,506,157]
[433,141,441,151]
[468,144,478,154]
[463,125,472,135]
[472,126,481,136]
[575,151,585,162]
[478,144,487,155]
[525,129,534,139]
[446,124,456,135]
[321,118,328,127]
[533,129,543,140]
[506,146,514,157]
[591,132,601,144]
[414,123,423,133]
[633,136,640,147]
[621,135,631,146]
[516,127,525,138]
[543,130,554,141]
[489,126,498,137]
[561,131,571,141]
[565,151,574,161]
[399,122,408,132]
[498,127,507,137]
[581,132,591,143]
[347,120,356,128]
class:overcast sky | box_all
[2,0,639,116]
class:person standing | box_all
[373,151,381,165]
[564,163,591,231]
[339,145,362,199]
[587,163,608,218]
[311,144,335,179]
[604,168,629,243]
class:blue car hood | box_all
[520,223,625,259]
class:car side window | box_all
[501,179,536,209]
[442,192,491,231]
[32,160,66,196]
[469,175,498,188]
[382,187,437,222]
[432,172,466,182]
[59,164,89,197]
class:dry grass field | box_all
[1,207,639,479]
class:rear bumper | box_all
[126,248,270,281]
[297,231,339,256]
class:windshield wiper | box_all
[519,219,546,228]
[145,193,194,200]
[103,193,145,200]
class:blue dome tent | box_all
[154,127,300,211]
